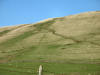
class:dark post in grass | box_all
[39,65,43,75]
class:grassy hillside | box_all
[0,11,100,75]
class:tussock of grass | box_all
[0,30,11,36]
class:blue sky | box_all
[0,0,100,27]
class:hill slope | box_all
[0,11,100,75]
[0,11,100,62]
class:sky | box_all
[0,0,100,27]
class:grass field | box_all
[0,43,100,75]
[0,62,100,75]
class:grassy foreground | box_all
[0,62,100,75]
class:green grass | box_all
[0,30,39,50]
[0,20,56,49]
[0,41,100,75]
[0,62,100,75]
[33,19,56,31]
[0,30,11,36]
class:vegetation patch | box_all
[0,30,11,36]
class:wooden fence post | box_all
[39,65,43,75]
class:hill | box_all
[0,11,100,75]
